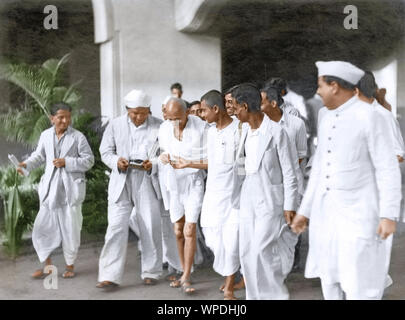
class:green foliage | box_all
[0,53,82,147]
[73,112,109,234]
[0,166,41,258]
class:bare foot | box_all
[219,282,225,292]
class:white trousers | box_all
[32,201,82,266]
[239,175,291,300]
[321,281,383,300]
[98,172,163,284]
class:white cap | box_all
[315,61,365,85]
[124,89,151,108]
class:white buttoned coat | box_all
[299,96,401,298]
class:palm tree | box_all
[0,53,82,147]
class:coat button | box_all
[326,175,330,179]
[327,162,331,166]
[328,137,332,140]
[326,187,330,191]
[327,150,331,153]
[336,114,339,117]
[332,126,336,129]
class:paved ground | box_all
[1,232,405,300]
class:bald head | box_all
[165,97,188,127]
[166,97,187,112]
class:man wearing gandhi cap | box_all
[291,61,401,299]
[97,89,164,288]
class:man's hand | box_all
[377,218,396,240]
[284,210,296,225]
[170,156,189,169]
[397,155,404,163]
[142,160,152,171]
[117,157,129,171]
[159,153,170,165]
[53,158,66,168]
[17,162,27,175]
[291,214,309,234]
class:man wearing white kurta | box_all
[97,89,163,288]
[231,83,299,300]
[158,97,207,294]
[18,103,94,279]
[198,90,241,300]
[291,61,401,300]
[355,71,405,289]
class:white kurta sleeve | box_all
[99,122,120,172]
[276,127,298,211]
[65,133,94,172]
[296,119,308,159]
[367,110,401,220]
[391,116,405,158]
[25,132,46,172]
[298,107,326,218]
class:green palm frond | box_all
[42,53,70,82]
[0,106,50,147]
[0,63,51,117]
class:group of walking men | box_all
[18,60,405,300]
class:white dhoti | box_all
[239,174,297,300]
[167,170,205,224]
[32,201,82,266]
[203,223,239,276]
[98,170,163,284]
[202,190,239,276]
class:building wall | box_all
[110,0,221,118]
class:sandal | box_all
[165,273,179,282]
[96,281,119,289]
[31,269,50,280]
[62,268,75,279]
[181,280,195,295]
[169,279,182,288]
[143,278,157,285]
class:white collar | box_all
[127,115,148,129]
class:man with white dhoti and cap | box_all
[97,89,163,288]
[18,102,94,279]
[291,61,401,300]
[231,83,299,300]
[197,90,241,300]
[158,97,207,294]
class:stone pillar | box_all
[92,0,121,122]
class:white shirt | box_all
[201,118,240,227]
[128,116,149,160]
[245,114,270,175]
[372,99,405,158]
[206,118,240,192]
[279,111,308,160]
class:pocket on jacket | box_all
[74,178,86,204]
